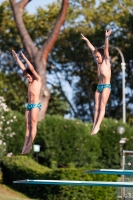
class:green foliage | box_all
[4,112,133,170]
[47,87,70,116]
[4,110,26,155]
[2,155,117,200]
[3,111,101,168]
[127,113,133,126]
[98,118,133,169]
[2,156,49,184]
[35,115,101,168]
[0,73,27,114]
[0,96,18,161]
[0,0,22,52]
[36,116,133,169]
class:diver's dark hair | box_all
[93,46,105,56]
[23,68,33,76]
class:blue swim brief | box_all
[26,103,41,111]
[97,84,111,93]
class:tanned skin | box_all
[81,29,112,135]
[12,50,42,153]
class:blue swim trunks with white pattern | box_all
[97,84,111,93]
[26,103,41,111]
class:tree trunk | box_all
[33,51,50,120]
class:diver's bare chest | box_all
[28,82,38,92]
[98,61,110,72]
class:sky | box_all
[0,0,55,13]
[24,0,55,13]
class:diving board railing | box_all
[121,150,133,199]
[13,179,133,187]
[13,168,133,187]
[13,150,133,200]
[13,169,133,187]
[84,169,133,175]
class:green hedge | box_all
[6,114,101,168]
[2,156,117,200]
[5,113,133,169]
[3,110,26,155]
[36,115,101,168]
[99,118,133,169]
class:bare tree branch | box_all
[17,0,31,9]
[41,0,69,60]
[9,0,37,59]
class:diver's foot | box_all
[91,126,94,131]
[21,145,32,154]
[21,145,27,154]
[90,127,100,136]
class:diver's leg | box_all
[21,110,31,153]
[91,90,101,133]
[91,88,110,135]
[23,107,40,154]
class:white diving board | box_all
[84,169,133,175]
[13,179,133,187]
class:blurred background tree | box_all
[0,0,133,121]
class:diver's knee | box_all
[99,103,106,110]
[94,104,99,112]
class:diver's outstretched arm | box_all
[12,50,26,71]
[81,33,95,53]
[104,29,112,60]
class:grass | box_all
[0,173,36,200]
[0,184,35,200]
